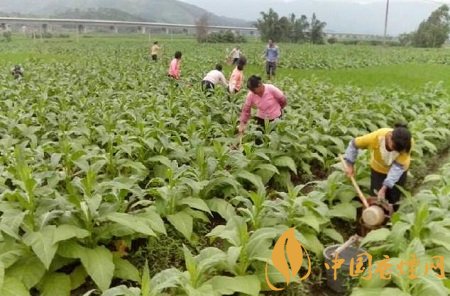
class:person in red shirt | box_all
[238,75,287,136]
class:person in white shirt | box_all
[228,46,242,65]
[201,64,228,96]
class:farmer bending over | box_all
[343,123,413,211]
[238,75,287,139]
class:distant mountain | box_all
[52,8,150,22]
[179,0,441,35]
[0,0,251,27]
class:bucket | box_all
[323,244,367,293]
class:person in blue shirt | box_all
[264,39,279,80]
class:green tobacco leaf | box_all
[295,214,321,232]
[137,208,167,235]
[23,225,58,269]
[180,197,212,214]
[208,275,260,296]
[101,286,141,296]
[7,254,46,289]
[273,156,297,173]
[167,211,193,241]
[328,203,357,220]
[235,171,265,194]
[79,246,114,292]
[205,198,236,221]
[0,210,27,240]
[70,265,88,290]
[351,287,410,296]
[413,275,449,296]
[113,256,140,282]
[107,213,156,237]
[149,268,183,295]
[322,228,344,243]
[39,273,71,296]
[360,228,391,246]
[53,224,90,244]
[0,277,30,296]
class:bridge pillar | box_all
[139,26,146,34]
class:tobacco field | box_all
[0,38,449,296]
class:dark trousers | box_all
[254,115,281,144]
[370,169,407,211]
[201,80,215,96]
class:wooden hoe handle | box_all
[339,155,370,209]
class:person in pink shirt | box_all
[168,51,182,79]
[238,75,287,136]
[228,58,246,94]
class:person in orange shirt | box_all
[228,58,246,94]
[168,51,182,79]
[343,124,413,210]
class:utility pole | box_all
[383,0,390,45]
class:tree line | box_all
[399,5,450,48]
[256,9,327,44]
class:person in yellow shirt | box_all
[343,124,412,210]
[150,41,161,62]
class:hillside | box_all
[0,0,251,27]
[52,8,151,22]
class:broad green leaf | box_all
[205,198,236,221]
[328,203,357,220]
[113,256,140,282]
[7,254,46,289]
[148,156,172,168]
[57,241,85,259]
[167,211,193,241]
[322,228,344,243]
[23,226,58,269]
[137,208,167,235]
[107,213,156,237]
[180,197,211,214]
[295,214,321,232]
[149,268,183,294]
[0,247,26,269]
[413,275,448,296]
[53,224,90,244]
[39,273,71,296]
[0,277,30,296]
[70,265,88,290]
[101,285,141,296]
[273,156,297,173]
[351,287,410,296]
[235,171,265,194]
[208,275,260,296]
[79,246,114,292]
[360,228,391,246]
[0,210,26,240]
[299,231,324,256]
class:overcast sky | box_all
[179,0,446,34]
